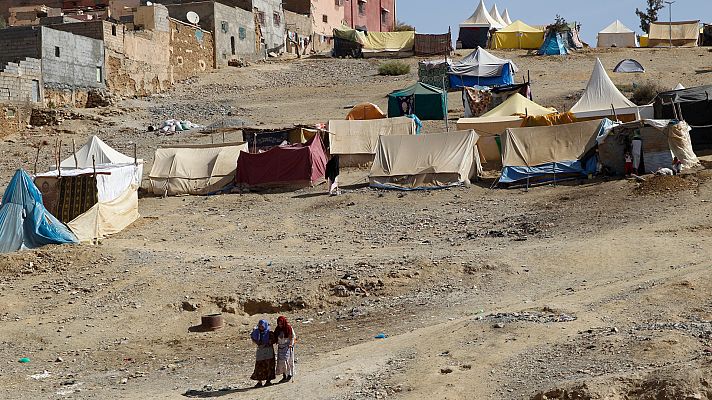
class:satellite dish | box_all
[187,11,199,25]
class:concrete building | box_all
[343,0,395,32]
[166,1,256,66]
[0,25,104,105]
[284,0,345,53]
[51,4,213,96]
[232,0,285,54]
[7,5,62,26]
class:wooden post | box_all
[611,104,619,122]
[222,131,226,143]
[134,143,138,166]
[443,76,449,132]
[57,140,62,178]
[33,144,42,175]
[72,139,78,169]
[92,155,96,177]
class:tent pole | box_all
[57,140,62,178]
[223,131,226,143]
[134,143,138,166]
[443,76,449,132]
[611,104,619,122]
[92,155,96,177]
[33,144,41,175]
[72,139,78,169]
[675,102,684,122]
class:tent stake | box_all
[72,139,78,169]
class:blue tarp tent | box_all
[538,32,569,55]
[448,47,517,89]
[0,169,77,253]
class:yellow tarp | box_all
[359,31,415,52]
[482,93,556,118]
[648,21,699,47]
[521,112,577,127]
[493,20,544,49]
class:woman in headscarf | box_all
[274,316,296,383]
[250,319,276,387]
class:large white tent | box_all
[35,136,143,242]
[570,58,640,120]
[460,0,503,29]
[502,9,513,26]
[597,20,636,48]
[489,4,507,28]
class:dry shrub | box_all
[378,61,410,76]
[631,81,665,105]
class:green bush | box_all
[378,61,410,76]
[630,81,665,105]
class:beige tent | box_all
[483,93,556,117]
[649,21,699,47]
[597,20,636,48]
[369,130,481,189]
[35,136,143,242]
[328,117,416,166]
[501,119,601,168]
[570,58,640,121]
[457,116,521,168]
[148,142,248,196]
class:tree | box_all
[636,0,665,33]
[393,20,415,32]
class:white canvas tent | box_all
[648,21,699,47]
[502,9,513,26]
[148,142,248,196]
[327,117,417,166]
[460,0,503,29]
[674,83,686,90]
[449,46,518,77]
[570,58,640,120]
[35,136,143,242]
[597,20,636,48]
[369,130,481,190]
[489,4,507,28]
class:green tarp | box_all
[388,82,447,121]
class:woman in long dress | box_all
[250,319,276,387]
[274,316,296,383]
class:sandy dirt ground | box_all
[1,47,712,400]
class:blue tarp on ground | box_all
[0,169,78,253]
[499,158,598,185]
[538,32,569,55]
[449,63,514,89]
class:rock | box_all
[493,322,505,329]
[333,285,349,297]
[221,305,237,314]
[181,301,199,311]
[440,367,453,374]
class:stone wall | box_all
[0,57,41,103]
[0,103,32,137]
[170,19,213,81]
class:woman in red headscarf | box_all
[274,316,296,382]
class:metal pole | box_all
[664,1,676,48]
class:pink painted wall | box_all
[343,0,395,32]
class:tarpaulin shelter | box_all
[328,117,417,166]
[639,34,649,47]
[654,85,712,150]
[235,134,327,188]
[597,20,636,48]
[360,31,415,57]
[499,119,607,185]
[538,31,569,55]
[598,119,699,175]
[570,58,640,121]
[457,94,557,168]
[369,130,481,190]
[648,21,699,47]
[458,0,503,49]
[346,103,386,120]
[34,136,143,242]
[493,20,545,49]
[0,169,77,253]
[148,142,248,196]
[415,32,452,56]
[613,59,645,73]
[482,93,556,117]
[448,47,518,89]
[388,82,447,121]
